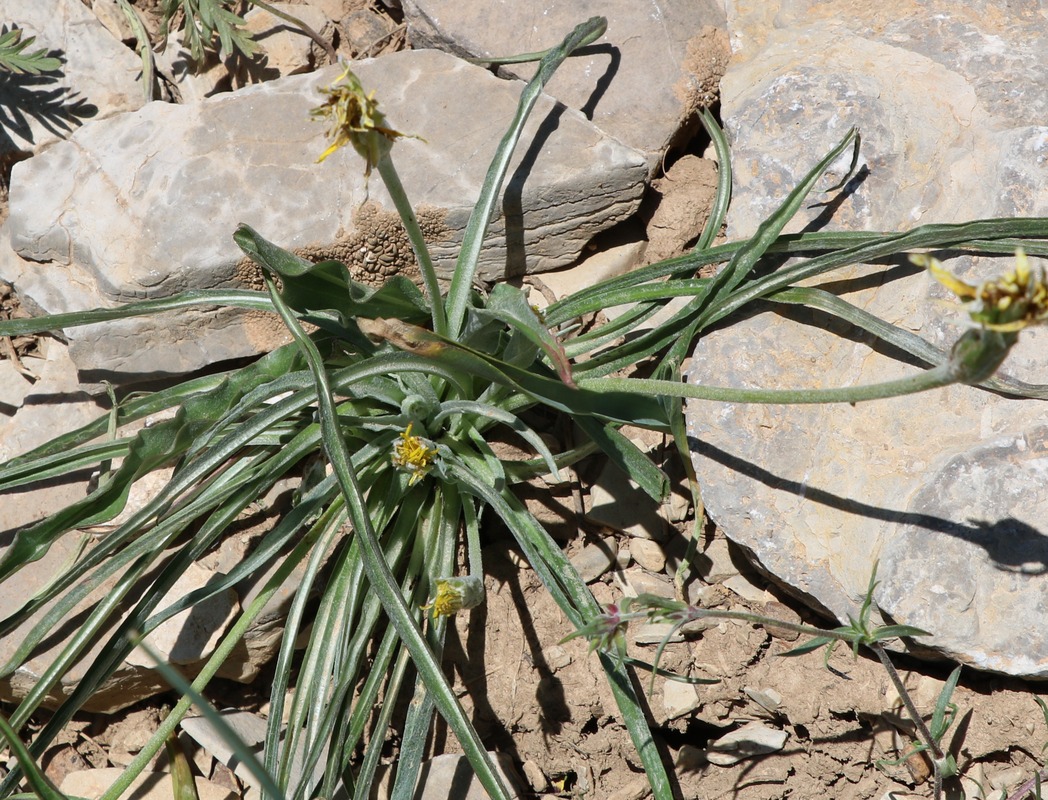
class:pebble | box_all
[694,537,740,584]
[663,679,701,720]
[543,645,572,671]
[607,777,655,800]
[663,489,692,523]
[760,600,803,642]
[744,686,783,714]
[521,759,547,793]
[629,538,667,573]
[570,537,618,583]
[988,765,1027,791]
[722,574,773,604]
[620,567,673,598]
[704,722,788,766]
[632,622,685,646]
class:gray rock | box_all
[705,721,788,766]
[401,0,730,174]
[686,1,1048,676]
[571,537,618,583]
[628,538,667,573]
[1,49,646,383]
[587,454,668,541]
[1,0,145,157]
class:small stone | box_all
[621,567,673,598]
[988,765,1027,791]
[760,601,802,642]
[632,622,685,646]
[675,744,707,771]
[570,537,618,583]
[61,769,235,800]
[663,679,701,720]
[693,538,740,584]
[587,460,668,541]
[744,687,783,714]
[722,574,773,604]
[630,539,667,573]
[705,722,788,766]
[607,777,655,800]
[245,3,334,76]
[614,547,632,570]
[664,488,692,523]
[521,760,546,793]
[535,241,646,302]
[543,645,572,671]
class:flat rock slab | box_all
[1,49,645,383]
[402,0,729,174]
[686,2,1048,677]
[2,0,145,156]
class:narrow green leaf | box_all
[263,278,513,800]
[0,712,70,800]
[694,108,731,252]
[480,282,575,386]
[166,732,201,800]
[445,16,607,338]
[573,417,669,502]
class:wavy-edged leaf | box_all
[479,282,575,386]
[360,317,671,428]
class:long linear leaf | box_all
[262,279,513,800]
[446,464,674,800]
[444,16,607,338]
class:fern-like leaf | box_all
[159,0,259,64]
[0,28,61,75]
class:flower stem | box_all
[376,155,448,337]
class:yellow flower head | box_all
[424,575,485,618]
[915,249,1048,332]
[310,65,420,171]
[391,423,437,485]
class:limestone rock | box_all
[705,721,788,766]
[571,537,618,583]
[1,50,646,383]
[686,1,1048,677]
[61,768,235,800]
[401,0,729,174]
[245,3,335,77]
[1,0,145,157]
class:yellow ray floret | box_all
[391,423,437,485]
[914,249,1048,332]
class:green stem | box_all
[376,156,448,337]
[583,362,961,405]
[245,0,337,63]
[871,644,944,761]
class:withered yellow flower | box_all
[914,249,1048,332]
[310,65,420,170]
[391,423,437,485]
[424,575,485,618]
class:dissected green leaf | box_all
[0,28,61,74]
